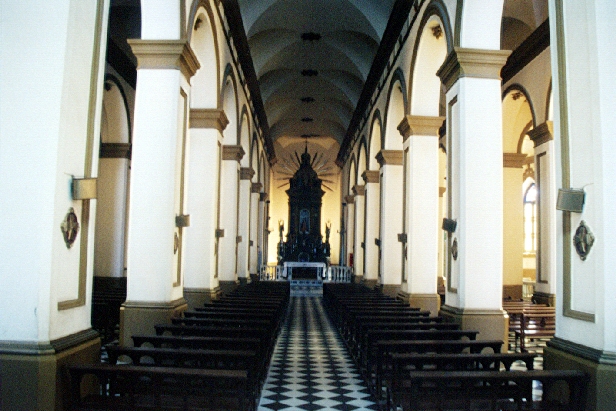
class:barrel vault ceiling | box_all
[232,0,397,176]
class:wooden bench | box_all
[68,363,253,411]
[132,335,261,351]
[386,352,538,411]
[515,312,556,352]
[391,369,588,411]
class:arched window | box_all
[524,183,538,253]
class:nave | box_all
[259,296,378,411]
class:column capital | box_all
[251,182,263,193]
[222,145,245,162]
[376,150,403,167]
[528,121,554,147]
[128,39,200,80]
[503,153,527,168]
[437,47,511,92]
[259,192,269,202]
[344,195,355,204]
[352,184,365,196]
[398,115,445,142]
[189,109,229,132]
[362,170,380,184]
[240,167,255,180]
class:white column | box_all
[249,183,263,275]
[376,150,404,291]
[0,1,108,406]
[528,123,556,305]
[183,109,227,306]
[503,153,527,299]
[257,193,268,269]
[218,146,244,286]
[122,39,199,343]
[344,195,355,267]
[352,186,365,279]
[237,167,254,282]
[362,170,380,283]
[437,47,511,343]
[398,115,443,314]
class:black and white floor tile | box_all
[258,297,378,411]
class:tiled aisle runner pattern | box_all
[259,297,378,411]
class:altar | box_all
[282,262,326,280]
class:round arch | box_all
[383,69,407,150]
[357,137,368,179]
[101,75,131,144]
[348,154,357,194]
[409,4,451,117]
[239,106,251,165]
[368,111,382,170]
[188,2,220,109]
[221,65,239,144]
[502,86,535,153]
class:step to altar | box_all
[290,279,323,296]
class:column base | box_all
[381,284,401,298]
[238,276,251,286]
[398,292,441,316]
[362,278,378,289]
[184,287,221,308]
[353,275,363,284]
[544,337,616,411]
[120,298,187,346]
[439,305,509,352]
[0,329,100,411]
[218,280,240,296]
[532,291,556,306]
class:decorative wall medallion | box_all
[174,233,179,254]
[60,207,80,249]
[451,238,458,261]
[573,220,594,261]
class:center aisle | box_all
[258,297,379,411]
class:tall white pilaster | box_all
[183,109,228,307]
[250,183,263,275]
[503,153,527,299]
[528,123,557,306]
[344,195,355,267]
[437,47,511,344]
[219,145,245,287]
[362,170,380,284]
[376,150,404,292]
[237,167,255,282]
[352,185,365,279]
[398,115,443,314]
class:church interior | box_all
[1,0,615,410]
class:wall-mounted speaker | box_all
[556,189,585,213]
[442,218,457,233]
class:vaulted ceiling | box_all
[230,0,396,171]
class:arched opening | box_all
[502,87,535,300]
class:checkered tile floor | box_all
[258,297,378,411]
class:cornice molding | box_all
[240,167,255,180]
[437,47,512,92]
[528,121,554,147]
[344,195,355,204]
[376,150,403,167]
[222,145,245,162]
[362,170,380,184]
[398,115,445,142]
[128,39,200,80]
[251,182,263,193]
[503,153,528,168]
[189,108,229,132]
[352,184,366,196]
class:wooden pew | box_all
[132,335,261,351]
[392,369,587,411]
[515,312,556,352]
[67,363,253,411]
[386,352,538,411]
